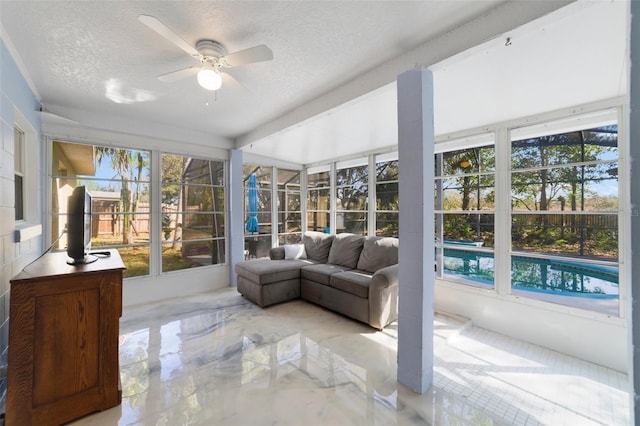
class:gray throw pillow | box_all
[357,237,399,273]
[303,231,335,263]
[327,233,365,268]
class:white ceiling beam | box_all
[41,104,233,153]
[234,0,574,149]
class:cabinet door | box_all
[33,287,101,406]
[7,270,122,426]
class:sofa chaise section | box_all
[236,258,312,307]
[235,232,334,307]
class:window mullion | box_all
[301,169,308,235]
[494,127,512,296]
[271,166,278,247]
[150,150,161,276]
[435,154,444,277]
[368,154,375,237]
[617,105,628,320]
[330,162,336,234]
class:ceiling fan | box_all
[138,14,273,91]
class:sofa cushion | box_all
[300,263,352,285]
[356,237,399,273]
[284,244,307,259]
[270,246,285,260]
[330,270,373,298]
[327,233,365,269]
[303,231,335,263]
[235,259,311,285]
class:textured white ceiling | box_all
[0,0,503,140]
[243,1,628,165]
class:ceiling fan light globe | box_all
[197,68,222,91]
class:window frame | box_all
[306,165,332,234]
[374,154,399,237]
[335,159,369,235]
[242,164,274,259]
[434,134,497,289]
[432,102,625,319]
[13,110,41,245]
[508,110,621,315]
[276,168,302,244]
[50,140,152,278]
[14,125,25,222]
[47,139,229,280]
[160,153,226,273]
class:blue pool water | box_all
[437,248,619,299]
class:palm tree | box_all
[95,147,141,245]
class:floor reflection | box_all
[70,287,628,426]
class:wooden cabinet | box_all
[7,250,124,426]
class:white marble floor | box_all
[71,287,629,425]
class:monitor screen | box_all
[66,185,94,265]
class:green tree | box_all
[336,164,368,233]
[95,147,148,245]
[439,146,495,242]
[511,126,617,255]
[161,154,184,241]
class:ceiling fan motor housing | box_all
[196,40,226,59]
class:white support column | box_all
[397,68,435,393]
[229,149,244,286]
[628,1,639,422]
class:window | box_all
[161,154,225,272]
[243,165,272,258]
[510,119,619,315]
[430,110,621,316]
[375,154,399,237]
[307,166,330,233]
[305,155,395,238]
[14,126,25,221]
[51,141,151,278]
[336,160,368,235]
[434,136,496,288]
[277,169,302,244]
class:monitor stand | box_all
[67,253,98,265]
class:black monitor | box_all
[66,185,95,265]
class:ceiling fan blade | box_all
[221,71,251,93]
[138,14,199,57]
[157,66,199,82]
[223,45,273,67]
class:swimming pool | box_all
[436,248,619,303]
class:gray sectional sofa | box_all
[235,231,399,330]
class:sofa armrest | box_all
[270,247,285,260]
[369,264,399,330]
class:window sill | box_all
[14,223,42,243]
[435,278,625,326]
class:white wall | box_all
[0,39,42,402]
[123,265,230,307]
[435,281,627,372]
